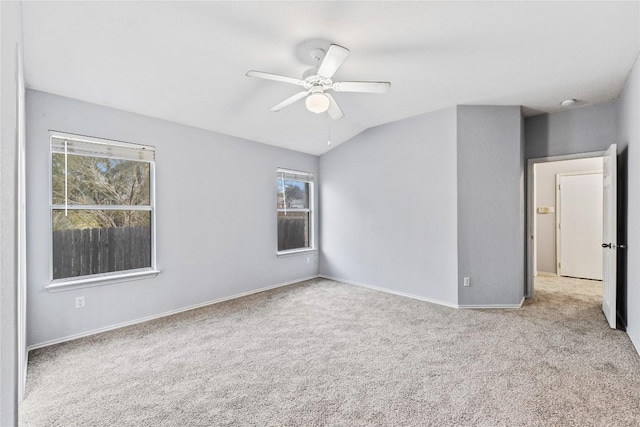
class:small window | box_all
[50,132,156,284]
[277,168,314,253]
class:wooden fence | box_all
[52,226,151,279]
[54,218,304,279]
[277,217,307,251]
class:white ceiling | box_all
[22,1,640,155]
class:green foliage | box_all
[52,154,151,230]
[284,184,304,202]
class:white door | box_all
[602,144,617,329]
[558,173,603,280]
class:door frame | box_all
[555,171,603,279]
[526,151,606,298]
[17,39,27,401]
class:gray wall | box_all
[457,106,525,306]
[534,158,603,274]
[1,1,23,424]
[26,90,319,347]
[525,100,620,288]
[525,97,635,337]
[319,107,459,306]
[619,54,640,353]
[526,101,619,159]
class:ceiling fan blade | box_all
[325,93,344,120]
[317,44,350,78]
[246,70,305,86]
[269,91,309,112]
[332,81,391,93]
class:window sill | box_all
[277,248,317,257]
[45,269,160,292]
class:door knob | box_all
[602,243,612,248]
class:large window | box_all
[49,132,156,285]
[277,168,314,253]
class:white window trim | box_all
[276,247,317,257]
[276,168,315,255]
[45,268,160,292]
[48,131,158,290]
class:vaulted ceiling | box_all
[22,1,640,155]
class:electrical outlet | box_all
[75,296,85,309]
[306,256,310,264]
[463,277,470,287]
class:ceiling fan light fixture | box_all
[247,43,390,120]
[305,93,330,113]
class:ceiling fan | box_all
[246,44,391,120]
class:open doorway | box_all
[527,152,606,301]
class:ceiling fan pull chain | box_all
[327,114,332,146]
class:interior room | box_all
[2,1,640,425]
[534,157,604,283]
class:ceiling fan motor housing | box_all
[302,67,320,80]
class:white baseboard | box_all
[319,274,459,309]
[459,297,525,309]
[28,275,524,351]
[536,271,558,277]
[27,275,320,352]
[319,275,525,310]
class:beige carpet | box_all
[20,277,640,426]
